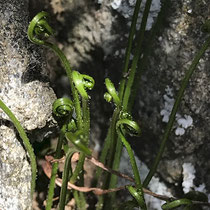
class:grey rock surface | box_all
[0,1,56,131]
[0,0,56,209]
[0,124,32,210]
[136,0,210,195]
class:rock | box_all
[0,0,56,209]
[136,0,210,195]
[0,124,32,210]
[0,1,56,132]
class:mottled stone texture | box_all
[0,0,56,209]
[0,125,32,210]
[135,0,210,193]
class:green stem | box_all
[119,131,141,187]
[0,99,37,198]
[68,98,90,209]
[67,72,93,208]
[107,108,120,168]
[116,120,142,188]
[73,191,87,209]
[118,0,143,100]
[128,0,169,110]
[96,79,121,185]
[122,0,153,110]
[143,35,210,187]
[70,152,86,184]
[68,90,91,206]
[96,108,120,210]
[46,43,83,129]
[46,125,66,210]
[65,130,90,208]
[96,108,120,189]
[106,0,152,197]
[82,97,90,143]
[46,162,59,209]
[73,190,80,207]
[116,119,146,209]
[103,1,153,204]
[107,136,123,198]
[95,108,120,210]
[65,131,90,209]
[108,136,122,173]
[98,78,122,177]
[59,148,77,210]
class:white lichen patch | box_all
[160,86,174,123]
[182,163,195,194]
[177,115,193,129]
[145,176,171,210]
[111,0,122,9]
[175,127,185,136]
[160,86,193,136]
[175,115,193,136]
[182,163,210,201]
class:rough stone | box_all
[0,0,57,209]
[136,0,210,185]
[0,1,56,132]
[0,124,32,210]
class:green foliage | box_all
[1,0,210,209]
[26,1,210,209]
[26,5,210,209]
[161,198,193,209]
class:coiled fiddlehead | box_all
[104,78,121,107]
[47,98,75,210]
[117,116,141,137]
[52,98,74,118]
[28,12,83,129]
[28,11,54,45]
[72,71,95,100]
[28,12,90,209]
